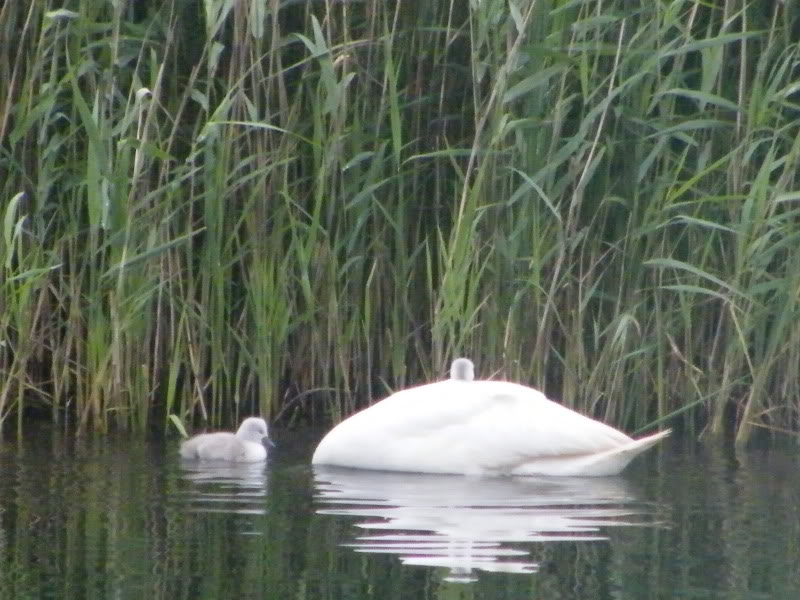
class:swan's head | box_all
[450,358,475,382]
[236,417,271,445]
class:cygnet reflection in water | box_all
[178,460,268,516]
[313,466,662,582]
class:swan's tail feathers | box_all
[629,428,671,452]
[586,429,671,476]
[511,429,671,477]
[179,438,200,459]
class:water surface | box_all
[1,426,798,599]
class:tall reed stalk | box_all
[1,0,799,442]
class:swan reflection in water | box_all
[178,460,268,516]
[313,467,660,582]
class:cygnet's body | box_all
[312,359,669,477]
[180,417,270,463]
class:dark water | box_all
[1,427,799,599]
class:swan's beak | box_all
[263,437,276,448]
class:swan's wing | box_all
[457,382,637,472]
[386,381,635,472]
[470,381,633,452]
[180,432,239,460]
[180,434,207,458]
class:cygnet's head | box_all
[236,417,270,444]
[450,358,475,382]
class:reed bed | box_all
[1,0,799,441]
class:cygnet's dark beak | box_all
[263,437,276,448]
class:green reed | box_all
[1,0,799,441]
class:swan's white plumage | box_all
[312,359,669,476]
[180,417,270,463]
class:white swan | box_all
[312,359,670,476]
[179,417,271,462]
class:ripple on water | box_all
[312,466,666,582]
[177,460,269,517]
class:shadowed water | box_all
[1,426,799,599]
